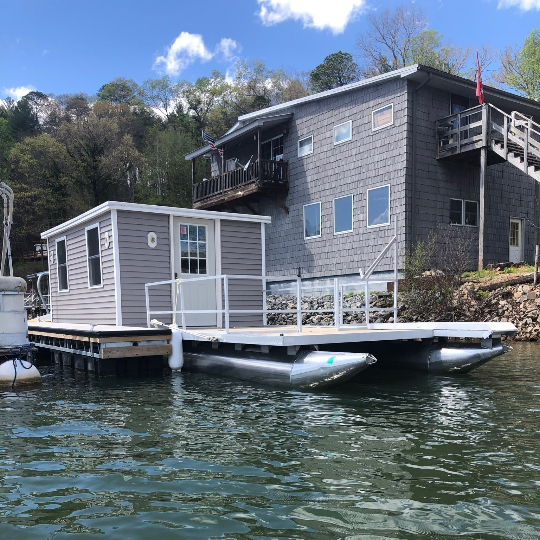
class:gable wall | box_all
[259,77,409,278]
[48,212,116,324]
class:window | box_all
[334,195,353,234]
[86,225,102,287]
[451,94,469,115]
[56,237,68,291]
[334,121,352,145]
[450,199,478,226]
[180,224,207,274]
[372,104,393,131]
[464,201,478,226]
[298,135,313,157]
[450,198,463,225]
[367,185,390,227]
[262,135,284,161]
[303,202,321,239]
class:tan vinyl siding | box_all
[49,213,116,324]
[117,211,171,327]
[220,220,264,327]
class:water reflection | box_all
[0,344,539,538]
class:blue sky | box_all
[1,0,539,100]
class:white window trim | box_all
[333,120,352,145]
[298,135,313,158]
[450,198,478,227]
[334,195,354,235]
[179,223,209,275]
[372,103,394,132]
[262,134,284,161]
[262,133,283,145]
[55,236,69,293]
[303,202,322,239]
[367,184,391,228]
[85,223,103,289]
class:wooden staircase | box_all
[489,108,540,182]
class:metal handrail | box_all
[145,219,399,332]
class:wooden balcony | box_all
[192,159,289,210]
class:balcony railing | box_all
[193,159,288,204]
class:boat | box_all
[0,182,40,386]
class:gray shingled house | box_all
[186,64,540,284]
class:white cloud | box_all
[154,32,239,76]
[257,0,366,34]
[3,85,36,101]
[216,38,240,60]
[498,0,540,9]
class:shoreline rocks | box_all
[266,283,540,341]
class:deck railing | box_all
[436,103,540,164]
[192,159,289,203]
[145,220,399,333]
[436,105,485,159]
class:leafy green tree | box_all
[9,135,74,252]
[309,52,360,92]
[408,30,470,76]
[0,95,40,141]
[138,128,195,207]
[182,72,231,133]
[58,113,144,206]
[0,118,14,180]
[498,29,540,101]
[97,77,140,105]
[139,76,181,119]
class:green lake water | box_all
[1,343,539,539]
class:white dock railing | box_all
[145,220,399,333]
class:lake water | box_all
[1,343,539,539]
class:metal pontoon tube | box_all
[182,349,377,389]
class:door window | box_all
[510,221,520,247]
[180,224,207,274]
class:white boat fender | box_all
[0,345,41,386]
[168,328,184,371]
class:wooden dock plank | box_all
[102,345,172,359]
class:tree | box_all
[309,52,360,92]
[0,118,14,180]
[408,30,471,76]
[0,95,41,141]
[356,4,427,76]
[138,128,195,207]
[139,76,181,119]
[9,135,74,251]
[97,77,140,105]
[58,113,143,206]
[497,29,540,101]
[182,72,231,133]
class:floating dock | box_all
[28,323,171,376]
[28,320,517,384]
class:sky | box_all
[1,0,539,101]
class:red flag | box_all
[476,51,484,105]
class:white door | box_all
[174,218,218,327]
[509,219,523,263]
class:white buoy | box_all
[0,359,41,386]
[168,327,184,370]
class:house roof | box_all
[184,64,540,161]
[234,64,540,125]
[41,201,271,239]
[184,113,293,160]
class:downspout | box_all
[410,74,431,250]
